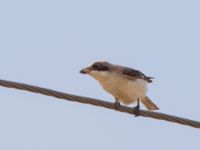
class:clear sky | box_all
[0,0,200,149]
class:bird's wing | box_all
[121,67,153,83]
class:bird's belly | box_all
[101,78,147,105]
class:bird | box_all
[80,61,159,116]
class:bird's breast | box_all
[99,75,148,105]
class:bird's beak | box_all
[80,67,91,74]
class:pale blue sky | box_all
[0,0,200,149]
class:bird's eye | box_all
[92,63,100,70]
[91,63,109,71]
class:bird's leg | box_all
[134,99,140,117]
[114,98,120,110]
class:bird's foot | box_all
[114,101,120,110]
[133,105,140,117]
[133,99,140,117]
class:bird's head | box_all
[80,61,111,74]
[80,61,112,81]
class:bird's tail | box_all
[142,96,159,110]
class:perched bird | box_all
[80,61,159,116]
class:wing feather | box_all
[122,67,153,83]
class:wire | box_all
[0,79,199,128]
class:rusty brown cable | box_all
[0,79,199,128]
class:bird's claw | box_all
[134,99,140,117]
[134,105,140,117]
[114,101,120,110]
